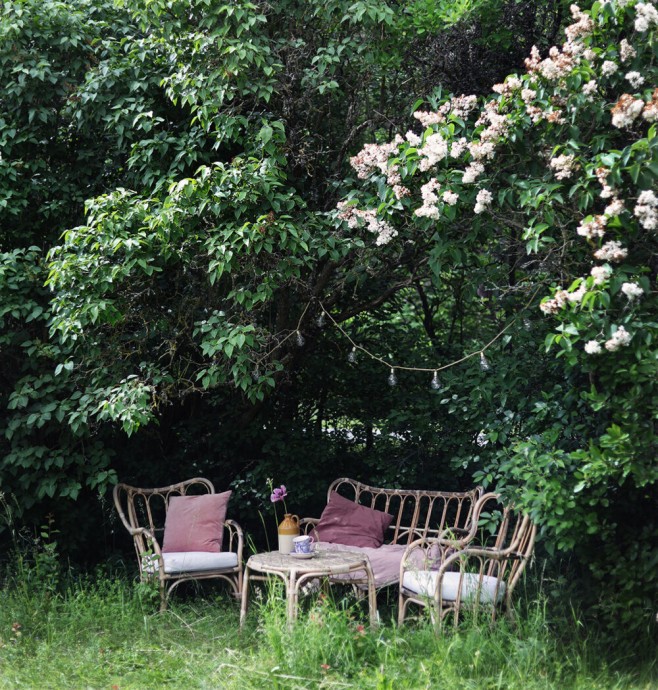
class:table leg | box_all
[364,560,378,628]
[239,565,251,628]
[287,571,297,624]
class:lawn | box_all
[0,571,655,690]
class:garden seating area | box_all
[113,476,534,629]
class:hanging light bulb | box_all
[388,368,397,387]
[296,330,305,347]
[430,370,441,390]
[479,351,491,372]
[316,312,326,328]
[347,346,357,364]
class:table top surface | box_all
[247,547,369,574]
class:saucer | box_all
[289,551,316,559]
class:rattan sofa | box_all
[301,477,483,588]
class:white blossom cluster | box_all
[584,340,602,354]
[577,215,607,239]
[336,203,398,246]
[582,79,598,99]
[590,265,612,285]
[625,71,645,89]
[549,153,580,179]
[540,282,587,314]
[418,133,449,171]
[412,95,478,129]
[611,93,645,128]
[594,241,628,262]
[349,136,403,179]
[605,325,632,351]
[585,327,633,354]
[621,282,644,300]
[473,189,493,214]
[633,189,658,230]
[601,60,618,76]
[642,88,658,122]
[414,178,441,219]
[635,2,658,32]
[619,38,637,62]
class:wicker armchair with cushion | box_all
[113,477,244,610]
[398,492,536,630]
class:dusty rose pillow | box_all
[314,491,393,548]
[162,491,231,553]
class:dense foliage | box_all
[342,0,658,630]
[0,0,655,636]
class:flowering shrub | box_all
[339,0,657,628]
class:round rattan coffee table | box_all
[240,547,377,627]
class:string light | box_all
[251,289,540,388]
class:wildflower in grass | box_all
[270,484,287,503]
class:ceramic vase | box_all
[278,513,300,554]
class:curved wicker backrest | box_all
[327,478,482,544]
[460,492,537,605]
[113,477,215,559]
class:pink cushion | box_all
[318,542,406,586]
[314,492,393,548]
[162,491,231,553]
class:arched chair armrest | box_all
[399,536,457,583]
[223,519,244,562]
[299,517,320,536]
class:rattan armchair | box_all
[398,492,536,630]
[113,477,244,611]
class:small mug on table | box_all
[292,534,315,554]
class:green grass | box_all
[0,573,655,689]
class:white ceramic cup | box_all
[292,534,315,554]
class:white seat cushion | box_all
[402,570,505,604]
[162,551,238,574]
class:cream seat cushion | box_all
[147,551,238,574]
[402,570,505,604]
